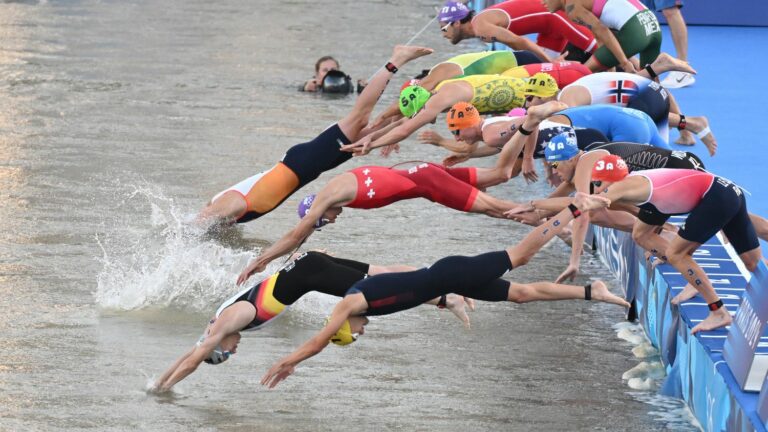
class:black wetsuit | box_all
[584,142,705,172]
[347,251,513,316]
[219,251,369,329]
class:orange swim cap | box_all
[445,102,481,131]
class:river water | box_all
[0,0,698,430]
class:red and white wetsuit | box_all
[347,163,479,211]
[477,0,597,53]
[630,168,714,214]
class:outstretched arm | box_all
[473,20,551,62]
[261,295,367,389]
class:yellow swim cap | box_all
[524,72,559,97]
[326,317,357,346]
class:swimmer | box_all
[260,201,629,388]
[574,155,764,333]
[151,251,473,392]
[438,0,596,62]
[508,138,705,282]
[542,0,684,73]
[197,45,433,226]
[341,73,559,156]
[237,124,540,282]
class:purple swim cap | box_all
[297,194,328,229]
[438,1,471,23]
[507,107,527,117]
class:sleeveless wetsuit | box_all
[584,142,703,172]
[562,72,670,139]
[557,105,668,149]
[213,123,352,223]
[347,251,513,316]
[629,169,758,253]
[478,0,597,54]
[347,163,478,212]
[439,51,540,77]
[590,0,662,67]
[435,75,529,113]
[502,61,592,88]
[214,251,370,330]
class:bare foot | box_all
[651,53,697,75]
[391,45,433,66]
[691,308,731,334]
[445,294,472,328]
[686,116,717,156]
[528,100,569,122]
[674,129,695,146]
[589,280,631,307]
[671,283,698,305]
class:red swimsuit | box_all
[347,163,479,212]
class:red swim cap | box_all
[592,155,629,182]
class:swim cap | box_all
[204,345,231,365]
[544,130,579,162]
[592,155,629,182]
[438,1,471,22]
[446,102,481,131]
[297,194,328,229]
[326,317,357,346]
[321,70,353,94]
[507,107,527,117]
[401,78,422,91]
[524,72,559,98]
[399,85,431,118]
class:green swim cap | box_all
[399,85,431,118]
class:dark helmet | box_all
[321,70,353,94]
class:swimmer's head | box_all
[326,316,368,346]
[298,194,330,228]
[438,1,473,44]
[524,73,559,99]
[199,332,241,365]
[321,70,353,94]
[544,130,579,162]
[446,102,481,130]
[591,155,629,189]
[399,85,431,118]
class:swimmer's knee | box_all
[507,284,536,303]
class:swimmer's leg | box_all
[338,45,433,142]
[507,280,629,307]
[197,191,246,226]
[665,236,731,333]
[749,212,768,243]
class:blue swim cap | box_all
[544,130,579,162]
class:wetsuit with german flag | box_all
[435,75,528,113]
[214,252,370,330]
[501,61,592,88]
[347,163,479,212]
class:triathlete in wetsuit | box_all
[259,202,629,388]
[580,156,763,334]
[551,105,669,149]
[152,251,470,392]
[197,45,433,225]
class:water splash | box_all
[94,181,261,312]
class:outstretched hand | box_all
[261,359,296,389]
[521,157,538,183]
[340,137,373,156]
[573,192,611,212]
[237,260,266,285]
[443,153,470,167]
[380,143,400,157]
[555,264,579,283]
